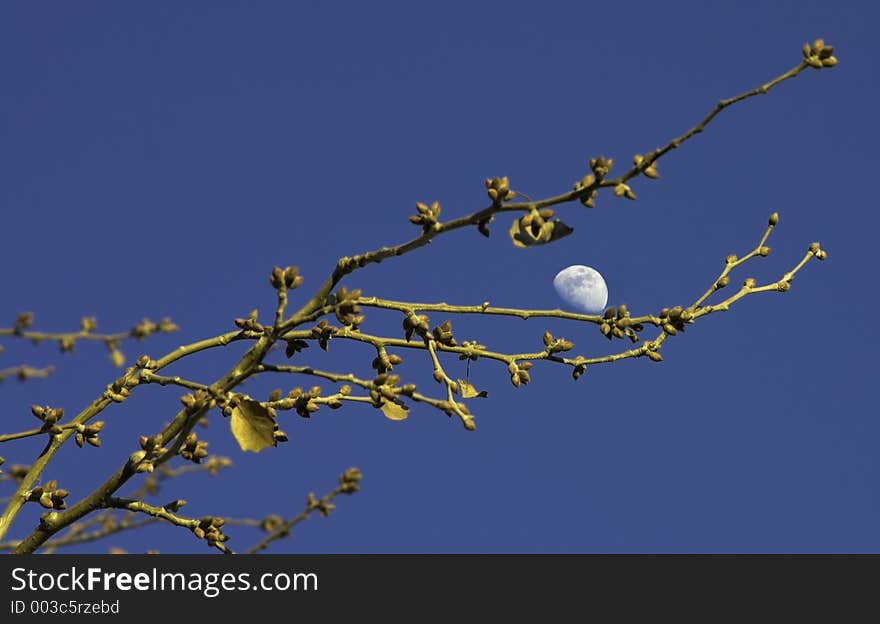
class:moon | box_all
[553,265,608,313]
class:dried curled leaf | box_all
[508,213,574,248]
[230,399,278,453]
[457,380,488,399]
[380,401,409,421]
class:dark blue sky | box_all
[1,2,875,553]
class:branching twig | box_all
[0,41,836,553]
[0,365,55,382]
[245,468,362,554]
[107,498,232,554]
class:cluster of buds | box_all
[644,344,664,363]
[134,354,159,369]
[573,173,598,208]
[409,201,442,231]
[458,340,486,362]
[260,514,285,532]
[28,480,69,510]
[287,386,324,418]
[105,373,138,403]
[80,316,97,333]
[809,241,828,261]
[131,317,179,339]
[338,467,363,494]
[74,421,104,448]
[179,432,209,464]
[802,39,837,69]
[432,320,457,347]
[59,336,76,353]
[542,331,574,355]
[507,361,532,388]
[234,309,264,333]
[31,405,64,434]
[613,182,636,201]
[192,516,229,548]
[332,287,364,327]
[633,154,660,179]
[269,265,304,290]
[485,177,516,203]
[600,305,644,343]
[266,386,332,424]
[13,311,34,333]
[440,399,475,430]
[658,306,693,336]
[129,433,168,473]
[311,320,338,350]
[336,253,370,273]
[409,201,440,232]
[181,388,216,413]
[589,156,614,179]
[369,373,401,407]
[306,492,336,517]
[139,433,167,455]
[402,311,430,342]
[714,275,731,291]
[371,350,403,375]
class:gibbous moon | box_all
[553,265,608,313]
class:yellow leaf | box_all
[380,401,409,421]
[457,379,488,399]
[230,399,277,453]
